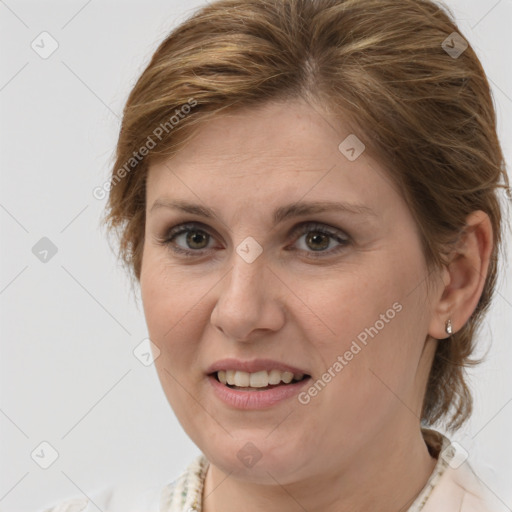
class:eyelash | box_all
[156,221,350,260]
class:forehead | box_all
[145,99,401,218]
[188,100,352,160]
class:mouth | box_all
[209,369,311,391]
[205,358,312,408]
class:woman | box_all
[41,0,510,510]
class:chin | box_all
[198,429,312,484]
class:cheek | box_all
[303,253,428,390]
[140,251,204,363]
[299,264,402,352]
[140,255,210,427]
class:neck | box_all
[201,426,437,512]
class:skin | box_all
[139,98,493,512]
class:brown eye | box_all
[184,230,210,250]
[290,222,350,259]
[158,222,217,256]
[305,232,331,251]
[157,221,350,260]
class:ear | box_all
[428,210,493,340]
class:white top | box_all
[39,429,507,512]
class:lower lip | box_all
[207,374,311,410]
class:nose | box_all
[210,249,286,342]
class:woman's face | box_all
[140,99,440,483]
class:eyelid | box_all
[159,220,351,258]
[288,221,350,240]
[161,221,220,249]
[164,220,348,239]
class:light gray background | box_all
[1,1,511,511]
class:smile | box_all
[206,358,311,408]
[215,369,307,389]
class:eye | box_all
[155,221,350,259]
[288,222,350,259]
[157,222,217,256]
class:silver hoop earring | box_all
[445,319,453,336]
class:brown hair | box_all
[103,0,509,431]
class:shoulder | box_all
[424,461,508,512]
[418,429,508,512]
[38,455,209,512]
[38,481,166,512]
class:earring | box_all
[445,319,453,336]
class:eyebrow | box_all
[150,198,376,225]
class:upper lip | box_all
[206,358,310,376]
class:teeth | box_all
[268,369,282,385]
[281,371,294,384]
[226,370,235,383]
[217,369,306,388]
[234,371,249,387]
[249,370,269,388]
